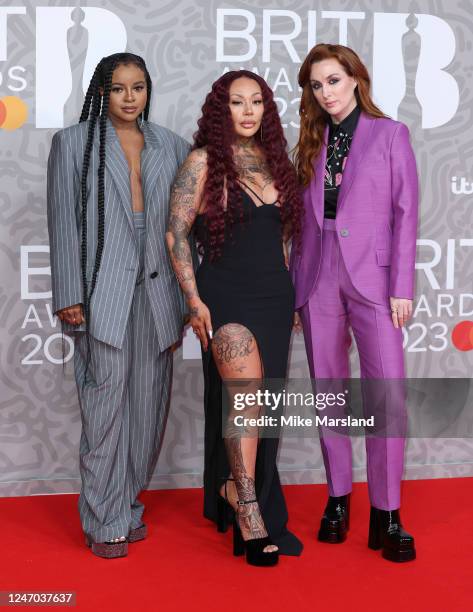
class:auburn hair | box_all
[193,70,303,261]
[294,44,386,186]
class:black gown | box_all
[194,183,303,556]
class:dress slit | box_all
[196,190,302,556]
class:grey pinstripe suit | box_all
[47,119,190,542]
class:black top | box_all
[324,104,361,219]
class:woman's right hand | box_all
[57,304,85,326]
[188,298,213,351]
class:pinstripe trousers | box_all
[74,212,173,542]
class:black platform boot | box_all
[368,507,416,562]
[317,494,350,543]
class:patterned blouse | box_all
[324,105,361,219]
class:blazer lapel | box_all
[310,124,328,230]
[94,119,136,237]
[94,120,167,241]
[336,112,375,213]
[140,122,165,224]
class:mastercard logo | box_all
[451,321,473,351]
[0,96,28,130]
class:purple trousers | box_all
[300,219,406,510]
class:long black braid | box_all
[78,53,152,384]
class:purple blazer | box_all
[290,112,419,308]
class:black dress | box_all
[194,183,303,556]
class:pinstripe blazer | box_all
[47,118,191,350]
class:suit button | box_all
[340,229,349,237]
[150,271,158,279]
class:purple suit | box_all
[290,112,419,510]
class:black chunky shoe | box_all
[318,494,350,543]
[233,499,279,567]
[368,507,416,562]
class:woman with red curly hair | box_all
[291,44,418,562]
[166,70,303,565]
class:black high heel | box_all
[216,477,234,533]
[233,499,279,567]
[368,506,416,562]
[318,494,350,543]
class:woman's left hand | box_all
[293,311,302,333]
[389,297,413,329]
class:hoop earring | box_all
[139,112,144,128]
[260,123,263,142]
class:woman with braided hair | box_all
[47,53,190,558]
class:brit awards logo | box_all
[216,9,460,131]
[0,6,127,130]
[35,6,126,128]
[372,12,458,129]
[0,8,28,130]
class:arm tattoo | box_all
[166,150,206,302]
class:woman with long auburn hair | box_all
[166,70,303,565]
[291,44,418,562]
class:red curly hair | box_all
[193,70,303,260]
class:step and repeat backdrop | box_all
[1,0,472,496]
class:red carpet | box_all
[1,479,471,611]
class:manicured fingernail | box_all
[209,330,213,339]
